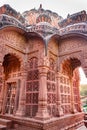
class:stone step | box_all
[0,118,12,128]
[0,125,6,130]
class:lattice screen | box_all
[73,81,80,111]
[26,57,39,117]
[5,83,16,114]
[47,58,56,116]
[60,75,71,114]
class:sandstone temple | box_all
[0,4,86,130]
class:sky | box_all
[79,68,87,85]
[0,0,87,18]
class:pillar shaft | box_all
[56,72,63,116]
[71,79,76,113]
[16,72,26,116]
[36,66,50,120]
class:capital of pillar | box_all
[56,71,62,80]
[38,65,49,75]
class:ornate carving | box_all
[0,65,3,93]
[59,10,86,28]
[47,58,56,116]
[60,74,71,114]
[26,57,39,117]
[5,83,17,114]
[39,55,49,67]
[0,4,86,129]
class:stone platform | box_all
[0,113,86,130]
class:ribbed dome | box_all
[22,4,63,28]
[36,13,51,23]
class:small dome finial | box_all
[39,4,42,9]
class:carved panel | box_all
[73,80,80,112]
[59,37,87,55]
[47,58,56,116]
[5,82,17,114]
[60,74,71,114]
[0,31,26,52]
[2,45,23,61]
[48,38,58,56]
[28,39,44,54]
[26,57,39,117]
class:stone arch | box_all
[59,33,87,77]
[0,25,26,35]
[3,52,22,62]
[61,57,81,78]
[2,51,23,68]
[59,50,83,70]
[60,57,82,112]
[2,53,23,115]
[2,53,22,79]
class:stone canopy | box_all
[0,4,86,130]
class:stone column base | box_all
[56,106,64,117]
[35,108,50,120]
[16,107,25,117]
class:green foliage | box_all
[80,84,87,96]
[80,84,87,112]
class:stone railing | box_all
[0,14,87,38]
[60,22,87,35]
[28,23,59,35]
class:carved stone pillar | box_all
[36,66,50,120]
[0,66,5,113]
[56,72,63,116]
[71,68,81,113]
[76,79,82,112]
[71,78,77,113]
[14,79,20,114]
[71,79,76,113]
[0,82,5,114]
[16,72,26,116]
[0,83,5,114]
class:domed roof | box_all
[22,4,63,28]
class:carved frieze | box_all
[0,31,26,52]
[59,37,87,55]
